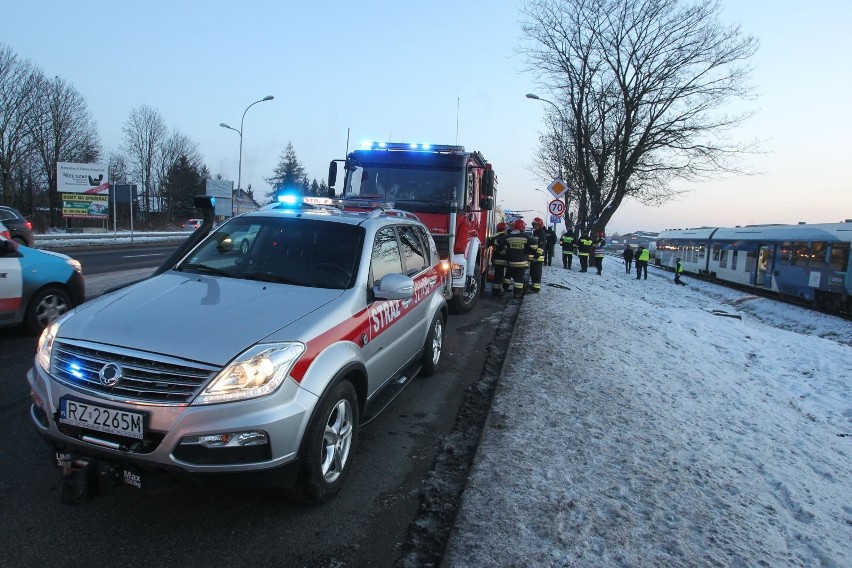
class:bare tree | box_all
[122,104,167,224]
[107,151,130,183]
[521,0,758,234]
[30,75,101,225]
[0,43,42,210]
[154,129,203,221]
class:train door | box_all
[756,245,772,288]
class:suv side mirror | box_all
[373,273,415,300]
[479,196,494,211]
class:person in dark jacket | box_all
[490,222,508,296]
[623,244,634,274]
[545,227,557,266]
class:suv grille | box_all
[50,340,219,405]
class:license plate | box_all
[59,398,145,440]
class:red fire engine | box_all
[328,142,497,313]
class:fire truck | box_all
[328,142,497,313]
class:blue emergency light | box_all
[358,141,455,152]
[276,192,300,206]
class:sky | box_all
[4,0,852,234]
[437,258,851,567]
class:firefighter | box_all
[501,219,535,298]
[593,236,606,275]
[578,233,593,272]
[528,218,547,293]
[490,222,508,296]
[560,231,575,269]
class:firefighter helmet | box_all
[512,219,526,232]
[496,222,507,232]
[534,217,545,227]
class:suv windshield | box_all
[179,217,365,289]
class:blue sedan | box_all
[0,226,85,334]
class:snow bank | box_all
[443,258,851,567]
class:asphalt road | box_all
[58,242,181,275]
[0,259,516,568]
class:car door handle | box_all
[401,299,412,309]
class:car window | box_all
[398,225,429,276]
[181,217,364,289]
[370,227,404,284]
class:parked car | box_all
[182,218,203,231]
[217,223,261,254]
[0,225,84,334]
[0,205,35,247]
[27,197,448,504]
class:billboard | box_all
[57,162,109,194]
[57,162,110,219]
[206,179,234,217]
[62,193,109,219]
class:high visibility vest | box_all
[579,238,593,256]
[638,249,650,262]
[560,236,574,254]
[676,261,684,274]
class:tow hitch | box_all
[58,453,121,505]
[56,452,175,505]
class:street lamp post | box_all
[526,93,564,180]
[220,95,274,217]
[533,188,550,227]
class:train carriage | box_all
[656,222,852,314]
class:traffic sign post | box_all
[547,199,565,230]
[547,178,569,199]
[548,199,565,217]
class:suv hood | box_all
[58,272,341,365]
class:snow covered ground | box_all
[442,257,851,567]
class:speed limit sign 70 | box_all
[548,199,565,216]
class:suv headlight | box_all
[195,342,305,405]
[36,321,61,371]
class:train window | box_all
[792,242,809,267]
[712,246,720,262]
[780,242,792,265]
[719,249,728,269]
[745,250,756,272]
[811,242,828,265]
[731,250,739,270]
[829,243,849,271]
[698,245,706,261]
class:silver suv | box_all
[27,200,448,503]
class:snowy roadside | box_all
[442,258,851,567]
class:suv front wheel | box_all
[289,380,359,503]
